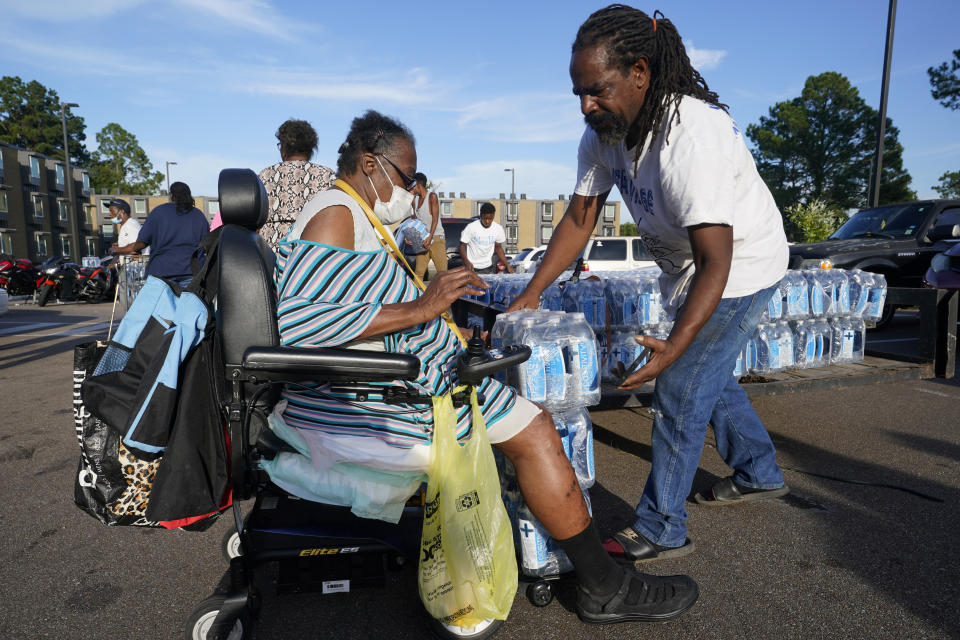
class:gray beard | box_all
[585,113,629,147]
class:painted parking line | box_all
[48,321,113,337]
[0,322,64,337]
[913,387,959,399]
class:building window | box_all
[441,201,452,215]
[0,232,13,254]
[506,225,518,242]
[32,194,44,218]
[56,164,65,187]
[84,204,96,227]
[541,202,553,221]
[541,225,554,242]
[602,226,615,237]
[603,203,616,221]
[81,173,90,193]
[505,202,518,222]
[134,198,147,215]
[30,156,41,180]
[207,200,219,216]
[0,191,7,213]
[61,235,72,257]
[86,237,99,256]
[35,233,49,257]
[58,199,69,221]
[100,199,112,215]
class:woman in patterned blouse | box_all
[258,119,336,249]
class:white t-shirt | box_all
[460,219,505,269]
[575,95,788,312]
[118,218,148,262]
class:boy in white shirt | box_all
[510,5,789,567]
[459,202,514,274]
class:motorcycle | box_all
[0,254,41,296]
[37,256,117,307]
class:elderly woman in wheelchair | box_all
[262,110,698,630]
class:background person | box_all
[275,109,697,628]
[410,172,447,280]
[107,198,147,312]
[114,182,208,288]
[459,203,514,274]
[509,5,790,563]
[258,119,335,249]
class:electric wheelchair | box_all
[185,169,528,640]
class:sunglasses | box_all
[378,154,417,190]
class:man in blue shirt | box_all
[115,182,209,287]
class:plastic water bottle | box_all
[848,270,870,318]
[850,316,866,363]
[775,321,795,370]
[805,269,828,317]
[636,275,663,328]
[754,323,775,373]
[783,271,810,320]
[539,317,568,405]
[825,270,851,317]
[829,317,856,364]
[567,408,595,489]
[562,313,601,407]
[761,284,784,322]
[791,319,817,369]
[516,318,547,401]
[605,330,645,382]
[863,273,887,322]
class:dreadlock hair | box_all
[169,181,195,212]
[572,5,727,163]
[336,110,416,177]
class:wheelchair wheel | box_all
[185,594,250,640]
[428,617,504,640]
[222,528,243,561]
[526,580,553,607]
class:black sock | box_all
[555,520,623,598]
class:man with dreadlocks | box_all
[510,5,790,564]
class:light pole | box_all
[60,102,79,255]
[165,161,178,192]
[869,0,897,208]
[504,168,515,198]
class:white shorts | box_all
[284,394,544,474]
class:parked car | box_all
[512,246,548,273]
[580,236,659,272]
[924,224,960,290]
[789,199,960,323]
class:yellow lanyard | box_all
[335,179,466,346]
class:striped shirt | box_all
[275,238,516,447]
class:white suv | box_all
[581,236,659,272]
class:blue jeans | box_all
[633,283,785,547]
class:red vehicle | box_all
[0,254,40,296]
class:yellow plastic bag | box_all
[418,389,518,627]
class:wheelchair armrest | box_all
[241,346,420,382]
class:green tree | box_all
[746,72,915,212]
[932,170,960,199]
[619,222,638,235]
[89,123,163,194]
[928,49,960,111]
[783,199,847,243]
[0,75,89,164]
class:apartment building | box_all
[0,142,97,262]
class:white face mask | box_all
[111,216,123,225]
[367,157,414,225]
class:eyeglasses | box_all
[378,154,417,190]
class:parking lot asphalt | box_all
[0,301,957,639]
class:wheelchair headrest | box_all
[218,168,269,230]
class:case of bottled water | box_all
[562,279,606,332]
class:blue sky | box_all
[1,0,957,203]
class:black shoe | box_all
[603,526,696,563]
[576,568,699,624]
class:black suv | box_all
[789,199,960,286]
